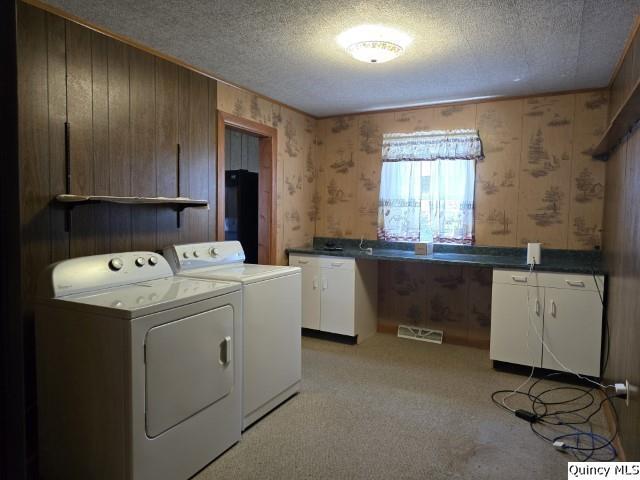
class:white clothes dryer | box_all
[35,252,242,480]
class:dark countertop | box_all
[286,238,604,275]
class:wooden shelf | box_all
[55,194,208,209]
[55,194,208,231]
[593,76,640,159]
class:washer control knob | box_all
[210,247,219,256]
[109,258,123,271]
[193,251,200,258]
[183,251,190,259]
[148,256,158,266]
[135,257,146,267]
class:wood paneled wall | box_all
[603,26,640,461]
[603,130,640,461]
[609,21,640,123]
[16,2,218,472]
[2,1,25,478]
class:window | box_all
[377,130,482,244]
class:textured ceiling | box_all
[42,0,640,116]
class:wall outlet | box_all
[527,243,541,265]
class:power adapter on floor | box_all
[515,409,538,423]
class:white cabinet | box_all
[320,261,356,336]
[490,281,543,368]
[490,269,604,377]
[292,256,321,330]
[541,287,603,375]
[289,254,378,343]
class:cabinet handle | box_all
[313,277,318,289]
[297,260,309,265]
[219,336,231,366]
[566,280,585,287]
[535,299,540,316]
[551,300,557,317]
[331,262,344,267]
[322,278,328,290]
[512,276,527,283]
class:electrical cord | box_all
[490,260,619,461]
[492,372,620,461]
[592,265,610,375]
[529,389,619,460]
[500,262,538,413]
[523,269,614,391]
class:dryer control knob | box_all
[193,251,200,258]
[135,257,145,267]
[210,247,219,256]
[183,252,190,259]
[109,258,123,271]
[148,256,158,266]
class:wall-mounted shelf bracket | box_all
[55,194,209,232]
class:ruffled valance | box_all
[381,129,484,162]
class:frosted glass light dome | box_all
[337,25,412,64]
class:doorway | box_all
[217,111,277,265]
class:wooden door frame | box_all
[217,111,278,265]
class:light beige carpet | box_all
[194,334,611,480]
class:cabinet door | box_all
[542,288,602,376]
[289,256,321,330]
[490,283,543,367]
[320,267,355,336]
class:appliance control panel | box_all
[40,252,174,298]
[164,241,246,272]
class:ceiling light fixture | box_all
[337,25,411,64]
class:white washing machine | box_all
[35,252,243,480]
[163,241,301,429]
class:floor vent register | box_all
[397,325,443,344]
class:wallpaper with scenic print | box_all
[378,262,492,348]
[219,86,607,348]
[315,91,608,250]
[218,83,318,265]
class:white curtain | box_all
[381,129,483,162]
[376,162,422,242]
[377,130,481,244]
[427,159,475,243]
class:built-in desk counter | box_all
[286,237,604,275]
[287,238,606,368]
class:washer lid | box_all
[48,276,241,319]
[180,264,300,284]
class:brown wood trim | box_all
[316,87,609,120]
[217,111,278,265]
[377,324,397,335]
[19,0,315,120]
[220,111,278,138]
[592,74,640,158]
[269,137,278,265]
[608,15,640,88]
[216,113,226,241]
